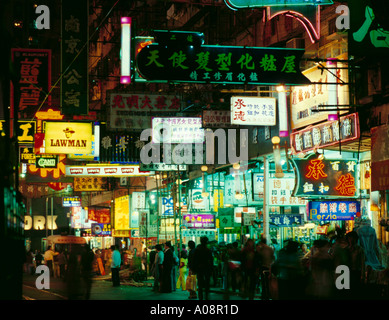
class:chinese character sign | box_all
[308,200,360,221]
[231,97,276,126]
[11,49,51,119]
[268,178,308,206]
[152,117,204,143]
[114,195,130,230]
[136,31,310,86]
[61,0,88,115]
[270,214,303,227]
[293,156,358,197]
[183,214,216,229]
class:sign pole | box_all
[263,156,270,243]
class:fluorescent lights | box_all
[120,17,131,84]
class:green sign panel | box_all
[224,0,333,9]
[136,31,310,86]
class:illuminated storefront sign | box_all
[182,229,216,240]
[139,209,158,237]
[24,215,57,230]
[202,110,235,128]
[88,207,111,224]
[1,120,36,143]
[20,147,36,164]
[308,200,360,221]
[136,30,310,86]
[189,189,210,210]
[140,163,187,171]
[268,177,308,206]
[91,223,112,236]
[44,122,93,154]
[62,196,81,207]
[114,195,130,230]
[231,96,276,126]
[290,113,360,154]
[35,154,58,168]
[65,165,152,177]
[26,154,67,182]
[152,117,204,143]
[183,213,216,229]
[270,214,303,227]
[293,155,358,197]
[74,177,107,192]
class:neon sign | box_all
[308,200,360,221]
[306,159,327,180]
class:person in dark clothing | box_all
[35,250,43,267]
[161,241,174,293]
[241,239,260,300]
[81,245,94,300]
[193,237,213,300]
[187,240,197,299]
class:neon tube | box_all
[120,17,131,84]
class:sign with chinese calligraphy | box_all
[293,155,358,197]
[74,177,107,192]
[252,173,264,201]
[132,192,146,211]
[62,196,81,207]
[11,49,51,119]
[268,177,308,206]
[290,113,360,154]
[139,209,158,237]
[1,120,36,143]
[114,195,130,230]
[136,30,310,86]
[308,200,360,221]
[88,207,111,224]
[91,223,112,236]
[182,229,216,240]
[65,165,153,177]
[152,117,204,143]
[202,110,235,128]
[61,0,88,115]
[231,97,276,126]
[183,213,216,229]
[290,57,350,130]
[269,214,303,227]
[140,163,187,171]
[44,122,93,154]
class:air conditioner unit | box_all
[286,38,305,49]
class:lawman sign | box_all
[44,122,93,154]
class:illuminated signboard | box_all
[268,177,308,206]
[290,113,360,154]
[88,207,111,224]
[65,165,153,177]
[293,155,358,197]
[202,110,235,128]
[152,117,204,143]
[308,200,360,221]
[231,96,276,126]
[183,213,216,229]
[224,0,332,9]
[62,196,81,207]
[44,122,93,154]
[35,154,58,169]
[20,147,36,164]
[1,120,36,143]
[91,223,112,236]
[270,214,303,227]
[114,195,130,230]
[136,30,310,86]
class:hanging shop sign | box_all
[371,124,389,191]
[268,177,308,206]
[74,177,108,191]
[183,213,216,229]
[290,113,360,154]
[91,223,112,236]
[61,0,88,115]
[19,182,72,198]
[109,93,182,130]
[114,195,130,230]
[152,117,204,143]
[252,173,264,201]
[293,155,358,197]
[202,110,235,128]
[112,229,130,237]
[1,120,36,143]
[44,122,93,154]
[11,49,51,119]
[65,165,153,177]
[71,207,97,229]
[139,209,158,237]
[132,192,146,211]
[68,130,100,161]
[224,174,256,206]
[88,207,111,224]
[230,97,276,126]
[35,154,58,169]
[159,196,174,217]
[20,147,36,164]
[269,214,303,227]
[189,189,210,210]
[308,200,360,221]
[140,163,187,171]
[62,196,81,207]
[24,215,57,231]
[136,30,310,86]
[182,229,216,240]
[234,207,256,224]
[26,154,69,183]
[290,55,350,130]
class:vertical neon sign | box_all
[120,17,131,84]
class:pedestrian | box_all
[110,245,121,287]
[149,246,157,277]
[44,246,58,277]
[171,245,179,291]
[193,236,213,300]
[25,250,35,275]
[81,245,94,299]
[241,239,260,300]
[141,247,148,272]
[176,250,188,291]
[187,240,197,299]
[35,250,43,267]
[152,244,164,292]
[256,237,275,300]
[345,231,365,299]
[161,241,174,293]
[57,250,67,279]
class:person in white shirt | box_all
[110,245,121,287]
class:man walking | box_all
[110,245,121,287]
[193,237,213,300]
[44,246,58,277]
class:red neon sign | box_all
[335,173,356,196]
[306,159,327,180]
